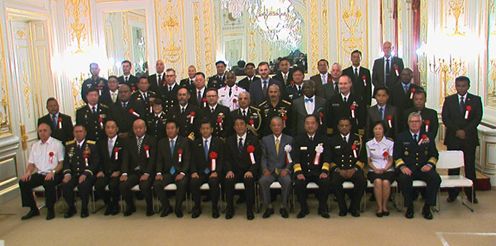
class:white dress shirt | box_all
[366,137,394,170]
[304,96,315,114]
[28,137,65,174]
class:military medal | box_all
[247,145,256,165]
[465,105,471,119]
[209,151,218,171]
[217,114,224,131]
[178,148,183,163]
[249,118,255,128]
[129,108,140,117]
[98,116,104,128]
[314,144,324,165]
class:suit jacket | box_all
[291,133,330,176]
[328,133,366,170]
[76,103,112,141]
[130,90,157,116]
[110,100,146,134]
[201,104,232,139]
[118,75,139,91]
[148,73,165,93]
[190,87,207,107]
[272,71,293,86]
[225,134,261,175]
[98,87,113,106]
[327,93,366,136]
[191,136,225,175]
[122,135,156,175]
[310,73,334,98]
[167,103,203,140]
[291,96,327,136]
[156,136,190,176]
[365,104,399,140]
[38,113,74,143]
[372,56,404,88]
[321,82,339,101]
[249,78,286,106]
[404,107,439,139]
[237,76,260,92]
[390,82,423,128]
[394,130,438,170]
[442,93,482,147]
[342,66,372,105]
[97,136,128,175]
[63,139,99,177]
[261,134,293,173]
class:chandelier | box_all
[220,0,302,49]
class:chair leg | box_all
[461,186,475,212]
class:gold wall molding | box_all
[203,0,214,76]
[0,21,12,136]
[336,0,368,67]
[309,0,319,75]
[64,0,92,52]
[322,1,329,61]
[193,2,203,70]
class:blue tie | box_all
[170,139,175,154]
[379,107,384,120]
[304,98,313,103]
[403,83,409,93]
[52,114,57,128]
[204,139,209,160]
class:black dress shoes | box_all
[160,206,172,217]
[225,208,234,220]
[175,208,184,218]
[246,210,255,220]
[104,206,112,216]
[212,207,220,219]
[146,208,155,217]
[296,208,309,219]
[191,207,201,219]
[422,205,433,220]
[350,210,360,217]
[80,208,89,218]
[338,210,347,217]
[64,207,77,219]
[123,206,136,217]
[405,206,414,219]
[46,208,55,220]
[279,208,289,218]
[21,209,40,220]
[262,208,274,218]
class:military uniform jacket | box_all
[122,135,156,175]
[191,136,225,175]
[201,104,232,139]
[156,136,190,176]
[285,84,303,101]
[167,103,203,140]
[441,93,482,147]
[179,78,196,95]
[207,74,226,89]
[225,134,261,175]
[110,100,145,134]
[291,134,331,176]
[63,139,99,177]
[218,85,245,111]
[327,93,366,136]
[394,130,438,170]
[258,99,292,137]
[38,113,74,143]
[76,103,112,141]
[130,90,157,116]
[230,106,262,137]
[404,107,439,139]
[97,136,128,175]
[328,133,366,171]
[146,112,167,141]
[158,84,179,115]
[81,77,108,102]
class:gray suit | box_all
[322,81,339,101]
[260,134,293,208]
[291,96,327,135]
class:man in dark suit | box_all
[237,62,259,92]
[224,117,261,220]
[272,57,293,86]
[190,72,208,107]
[38,98,73,143]
[365,87,399,140]
[100,76,120,106]
[179,65,197,95]
[310,59,332,98]
[285,67,305,101]
[76,88,112,141]
[154,119,190,218]
[81,63,108,103]
[117,60,138,91]
[230,91,262,137]
[329,118,367,217]
[404,90,439,138]
[190,120,224,218]
[260,116,293,218]
[61,125,98,218]
[168,87,203,141]
[327,75,366,136]
[157,68,180,115]
[207,60,227,89]
[291,80,327,135]
[442,76,482,203]
[119,119,156,216]
[372,41,404,88]
[148,59,165,93]
[95,120,126,216]
[342,50,372,105]
[249,62,286,106]
[292,115,331,218]
[390,68,423,129]
[395,112,441,220]
[202,88,232,140]
[110,84,145,137]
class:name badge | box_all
[332,103,340,107]
[300,146,307,151]
[334,146,341,149]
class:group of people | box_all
[19,41,482,222]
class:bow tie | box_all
[304,98,313,103]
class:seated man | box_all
[259,116,293,219]
[61,125,99,218]
[154,119,190,218]
[329,117,367,217]
[190,120,224,219]
[395,112,441,220]
[292,115,331,219]
[19,123,64,220]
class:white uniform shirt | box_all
[218,85,246,111]
[366,137,394,171]
[28,137,65,174]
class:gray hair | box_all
[407,112,423,122]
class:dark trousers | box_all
[330,169,366,212]
[224,174,256,212]
[190,174,220,208]
[397,168,441,207]
[447,144,477,199]
[95,175,120,208]
[154,174,188,210]
[119,173,154,210]
[61,175,96,210]
[294,174,330,211]
[19,173,61,210]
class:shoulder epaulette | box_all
[76,105,86,111]
[100,104,109,108]
[249,106,260,111]
[66,140,75,145]
[282,100,292,105]
[86,140,96,145]
[258,101,268,107]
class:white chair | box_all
[437,150,474,212]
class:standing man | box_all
[61,125,98,218]
[19,123,64,220]
[110,83,145,136]
[168,87,203,140]
[258,84,292,137]
[285,67,305,101]
[404,90,439,138]
[100,76,120,106]
[310,59,332,98]
[190,72,207,107]
[148,59,165,93]
[395,112,441,219]
[291,80,327,135]
[365,87,399,140]
[38,97,73,143]
[179,65,197,95]
[321,63,342,101]
[372,41,404,88]
[154,120,190,218]
[249,62,285,106]
[158,68,180,115]
[390,68,423,129]
[272,57,293,86]
[118,60,138,91]
[442,76,482,204]
[208,61,227,89]
[260,116,293,218]
[237,62,260,92]
[81,63,108,103]
[218,71,246,111]
[76,88,112,141]
[230,91,262,137]
[342,50,372,105]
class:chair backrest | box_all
[437,150,465,169]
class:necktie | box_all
[460,96,465,113]
[229,87,232,97]
[92,106,97,114]
[52,114,57,128]
[204,139,209,160]
[385,58,390,75]
[108,139,113,157]
[343,97,347,103]
[169,86,173,92]
[297,85,301,93]
[197,90,202,103]
[321,74,326,84]
[305,98,313,103]
[413,134,418,142]
[283,74,287,82]
[238,137,243,152]
[189,79,193,85]
[309,136,313,141]
[334,82,339,93]
[354,67,358,78]
[262,80,268,93]
[111,92,117,103]
[137,137,143,153]
[275,138,280,155]
[125,76,129,83]
[211,107,215,113]
[181,107,185,114]
[343,136,347,143]
[403,84,409,94]
[170,139,175,153]
[158,74,162,84]
[242,109,246,117]
[379,107,384,120]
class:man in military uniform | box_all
[76,88,112,141]
[110,84,145,137]
[61,125,99,218]
[218,71,245,111]
[231,92,262,137]
[404,90,438,138]
[190,120,224,218]
[258,84,292,137]
[146,98,167,141]
[119,119,156,216]
[38,97,73,143]
[81,63,108,103]
[202,88,232,140]
[95,120,127,216]
[158,68,180,114]
[168,87,203,140]
[395,112,441,220]
[292,115,331,218]
[329,117,367,217]
[285,67,305,101]
[130,76,157,117]
[207,60,227,89]
[154,119,190,218]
